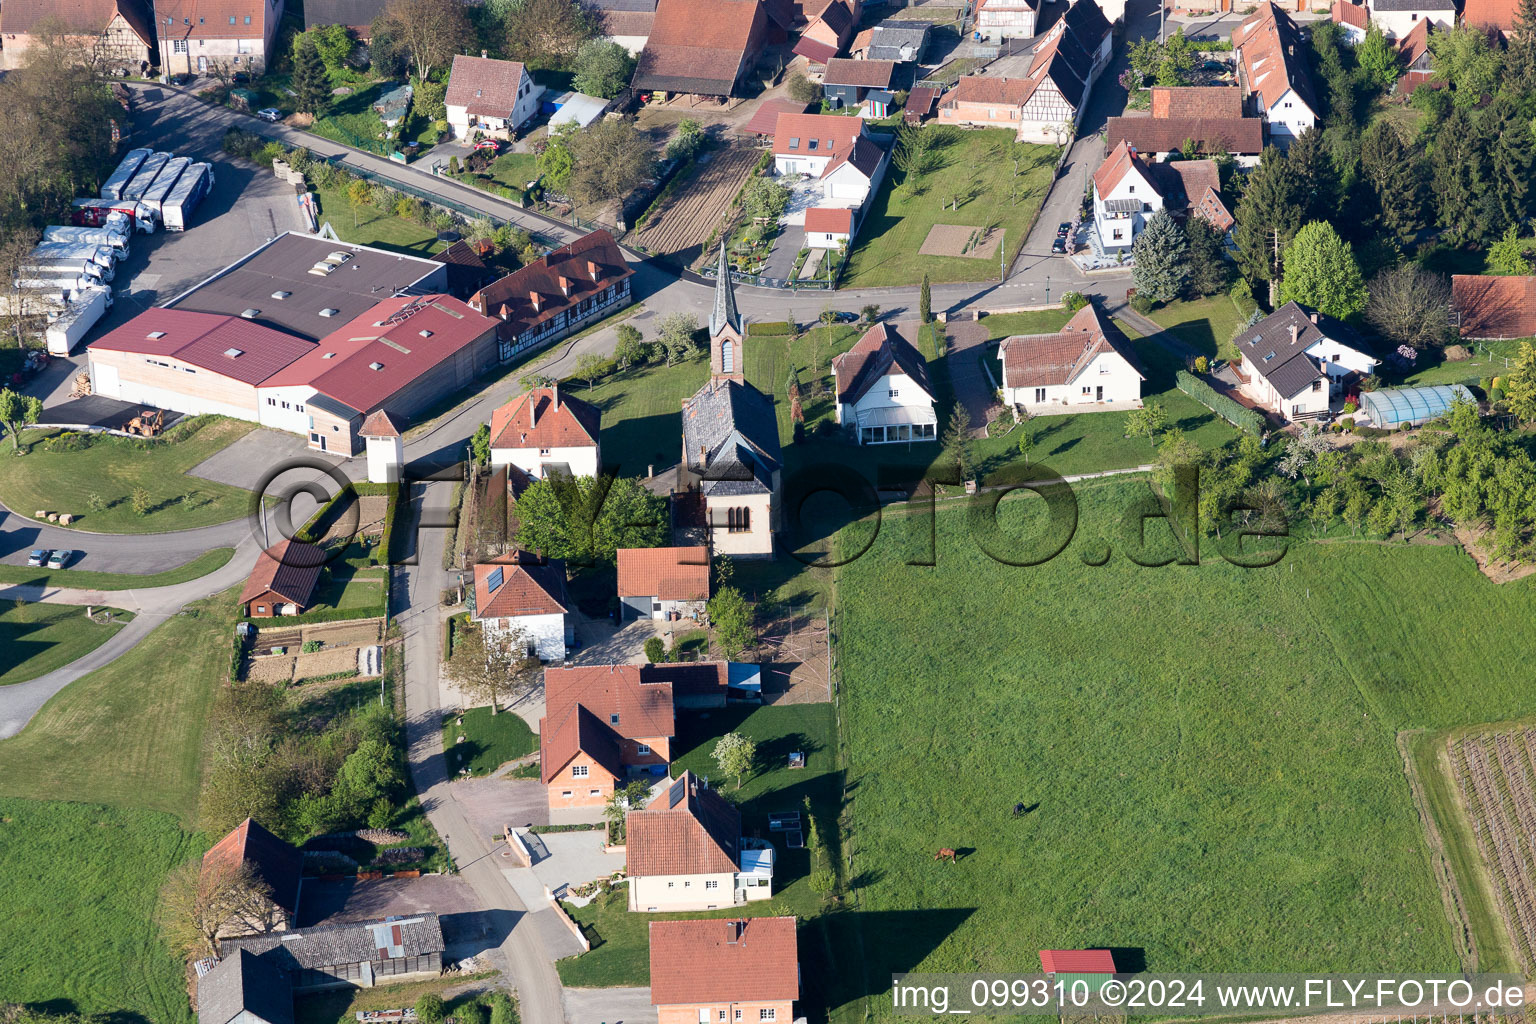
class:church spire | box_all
[709,242,742,340]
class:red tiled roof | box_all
[649,917,799,1005]
[804,206,854,234]
[541,705,625,783]
[89,309,315,386]
[202,818,303,915]
[1040,949,1117,974]
[793,34,840,62]
[773,111,865,156]
[943,75,1035,107]
[616,546,710,600]
[1462,0,1517,31]
[260,295,497,416]
[1104,115,1265,155]
[627,771,740,875]
[1233,2,1318,113]
[469,230,633,345]
[488,386,601,450]
[2,0,153,41]
[239,539,325,609]
[473,556,569,619]
[360,409,400,437]
[154,0,270,41]
[1330,0,1368,29]
[544,664,675,741]
[1397,17,1433,67]
[740,98,813,135]
[632,0,767,93]
[1150,85,1243,118]
[833,321,933,405]
[1092,139,1155,197]
[1001,304,1146,389]
[596,8,655,34]
[445,55,528,117]
[1453,275,1536,339]
[1191,185,1235,232]
[822,56,897,88]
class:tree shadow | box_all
[799,907,978,1023]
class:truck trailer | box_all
[13,276,100,299]
[20,257,111,284]
[43,224,130,255]
[140,156,190,217]
[120,151,173,203]
[30,241,117,270]
[100,148,153,201]
[160,162,212,232]
[45,286,111,355]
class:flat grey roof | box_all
[165,232,447,342]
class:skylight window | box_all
[319,308,340,317]
[271,290,291,300]
[147,331,166,339]
[224,348,243,358]
[369,362,384,371]
[240,308,260,318]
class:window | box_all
[735,1013,743,1021]
[561,790,573,798]
[1128,185,1135,193]
[888,387,899,398]
[788,137,800,149]
[245,14,251,22]
[1034,388,1046,403]
[1112,228,1123,240]
[807,139,819,150]
[173,39,188,52]
[1311,379,1323,392]
[589,789,600,796]
[1082,386,1092,395]
[721,339,734,374]
[267,397,276,406]
[1284,101,1293,108]
[229,15,235,23]
[1100,364,1110,373]
[539,447,551,456]
[610,713,620,725]
[727,507,751,533]
[684,880,691,886]
[636,743,651,755]
[760,1012,777,1022]
[705,880,719,889]
[1331,354,1340,362]
[667,881,675,888]
[572,765,589,778]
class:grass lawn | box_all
[294,973,501,1024]
[841,128,1059,288]
[312,562,389,613]
[442,706,538,777]
[0,419,257,533]
[0,798,197,1024]
[558,703,839,990]
[0,587,239,821]
[0,602,131,687]
[314,182,443,256]
[484,150,540,191]
[574,351,710,477]
[831,479,1536,1018]
[1145,292,1251,361]
[1405,337,1532,388]
[0,547,234,590]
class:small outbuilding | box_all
[240,539,325,618]
[1039,949,1117,993]
[1358,384,1473,430]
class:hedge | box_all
[748,321,793,336]
[1175,370,1266,436]
[240,603,388,628]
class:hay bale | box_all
[1445,344,1471,362]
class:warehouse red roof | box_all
[202,818,303,916]
[616,546,710,601]
[1040,950,1117,974]
[89,309,315,385]
[261,295,497,416]
[488,386,601,451]
[649,916,798,1005]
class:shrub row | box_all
[241,602,388,628]
[748,321,793,336]
[1175,370,1266,436]
[528,822,603,834]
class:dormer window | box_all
[808,139,819,150]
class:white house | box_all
[626,772,774,912]
[156,0,285,75]
[487,385,601,479]
[470,558,572,662]
[1330,1,1370,43]
[1091,140,1164,253]
[831,322,937,444]
[616,546,710,621]
[1232,301,1379,421]
[772,112,890,209]
[1000,304,1145,411]
[1233,2,1319,147]
[974,0,1038,42]
[445,54,542,140]
[1364,0,1455,38]
[803,207,853,249]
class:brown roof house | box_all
[649,916,798,1022]
[1,0,155,71]
[470,556,571,663]
[201,818,304,941]
[240,539,325,618]
[1091,140,1230,251]
[627,771,775,910]
[1232,301,1378,421]
[155,0,285,76]
[197,948,293,1024]
[541,664,676,818]
[487,385,601,480]
[1000,304,1146,412]
[617,545,710,620]
[1395,17,1437,93]
[832,321,936,445]
[468,230,634,363]
[445,54,541,141]
[632,0,771,98]
[793,0,858,63]
[1103,85,1264,162]
[1453,275,1536,340]
[1232,2,1319,147]
[821,57,899,110]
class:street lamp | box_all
[1045,274,1051,306]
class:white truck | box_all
[100,148,153,201]
[71,198,158,233]
[140,156,190,218]
[160,162,213,232]
[44,286,111,355]
[20,257,112,284]
[13,275,100,299]
[0,285,72,318]
[30,241,117,271]
[43,224,130,256]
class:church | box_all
[678,246,783,558]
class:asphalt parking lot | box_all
[26,86,305,404]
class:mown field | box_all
[832,479,1536,1018]
[0,602,130,686]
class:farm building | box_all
[821,58,898,110]
[197,949,293,1024]
[224,914,444,990]
[470,556,572,661]
[863,21,930,61]
[631,0,771,100]
[1359,384,1474,430]
[627,771,775,910]
[239,539,325,618]
[617,545,710,620]
[0,0,155,71]
[591,0,657,53]
[201,818,304,938]
[1452,275,1536,340]
[649,916,798,1021]
[793,0,858,63]
[487,385,601,480]
[1039,949,1117,992]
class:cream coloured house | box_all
[1233,302,1378,421]
[627,772,774,911]
[1000,304,1145,411]
[832,321,937,444]
[469,557,571,662]
[486,385,601,479]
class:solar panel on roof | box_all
[667,777,686,808]
[486,566,505,592]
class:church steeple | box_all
[709,242,745,383]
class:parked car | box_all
[473,139,501,152]
[256,107,283,122]
[27,549,47,567]
[46,549,72,570]
[1057,222,1072,237]
[231,71,250,84]
[1051,237,1067,254]
[831,311,858,323]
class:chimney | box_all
[530,393,537,428]
[1309,312,1318,324]
[699,444,707,467]
[558,275,571,297]
[481,49,488,58]
[1289,323,1298,346]
[529,290,542,313]
[586,259,599,282]
[552,381,559,409]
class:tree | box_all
[1280,221,1368,319]
[488,993,517,1024]
[307,24,355,71]
[1503,341,1536,422]
[574,351,609,389]
[614,323,646,369]
[1233,146,1305,285]
[1446,393,1483,437]
[1359,120,1425,244]
[568,118,655,211]
[1184,216,1232,297]
[708,586,755,660]
[1131,209,1189,303]
[919,273,932,324]
[643,636,667,664]
[382,0,471,81]
[415,995,446,1024]
[787,71,820,104]
[537,123,577,193]
[469,422,491,464]
[1430,108,1498,244]
[513,474,668,562]
[1429,25,1502,106]
[1488,226,1534,276]
[1364,265,1451,349]
[1355,24,1400,92]
[741,177,791,222]
[1014,414,1034,467]
[158,858,277,960]
[1505,0,1536,92]
[941,401,973,479]
[571,38,634,98]
[1283,127,1340,226]
[1489,100,1536,234]
[290,35,329,116]
[893,123,937,179]
[1154,30,1196,86]
[0,388,41,451]
[602,778,652,841]
[505,0,594,69]
[657,311,699,366]
[712,731,757,789]
[1125,401,1168,448]
[445,619,539,713]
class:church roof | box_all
[709,243,742,339]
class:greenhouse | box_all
[1359,384,1474,429]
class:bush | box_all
[415,995,446,1024]
[487,993,517,1024]
[458,1004,488,1024]
[1193,355,1208,374]
[643,636,666,663]
[1175,370,1265,435]
[747,321,793,336]
[1129,294,1153,314]
[1342,401,1357,414]
[1061,291,1088,313]
[1490,387,1506,403]
[1341,416,1356,430]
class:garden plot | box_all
[918,223,1001,259]
[1451,728,1536,970]
[631,148,759,259]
